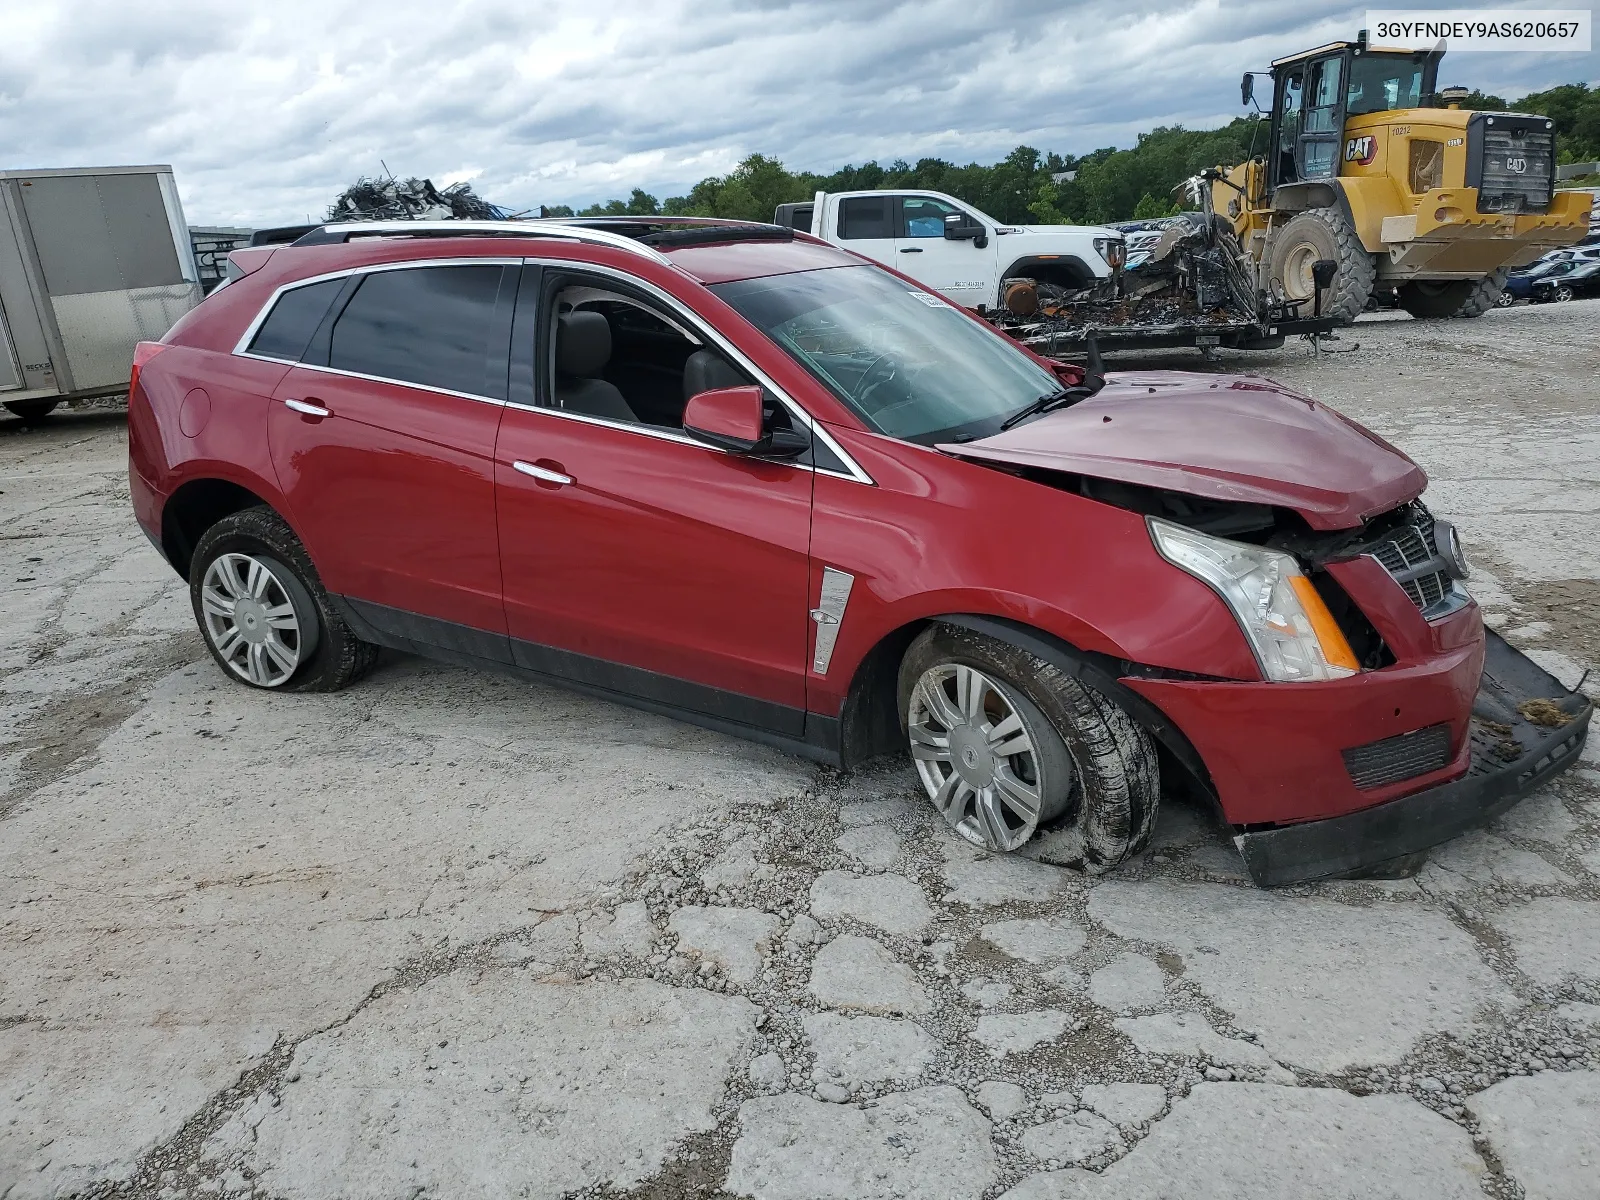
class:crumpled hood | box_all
[939,371,1426,530]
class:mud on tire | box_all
[1268,206,1376,324]
[189,506,379,693]
[898,623,1160,873]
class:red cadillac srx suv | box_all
[128,218,1591,886]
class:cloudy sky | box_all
[3,0,1594,226]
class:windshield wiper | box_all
[1000,337,1106,430]
[1000,387,1076,430]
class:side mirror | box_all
[1241,72,1254,107]
[944,212,985,243]
[683,386,808,458]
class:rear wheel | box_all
[1268,207,1375,323]
[4,399,60,421]
[1494,289,1517,308]
[1454,269,1510,317]
[190,507,378,692]
[898,624,1159,872]
[1399,271,1507,318]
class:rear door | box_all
[893,194,995,307]
[265,260,517,652]
[833,195,899,270]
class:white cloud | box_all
[0,0,1592,225]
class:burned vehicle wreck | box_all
[132,217,1588,889]
[986,211,1337,354]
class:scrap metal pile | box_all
[988,213,1269,353]
[327,176,515,222]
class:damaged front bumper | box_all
[1236,630,1592,886]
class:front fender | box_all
[808,427,1261,719]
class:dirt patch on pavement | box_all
[1513,578,1600,673]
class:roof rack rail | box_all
[288,220,672,264]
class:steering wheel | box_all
[855,352,900,406]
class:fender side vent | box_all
[1342,723,1453,790]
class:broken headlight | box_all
[1148,519,1359,683]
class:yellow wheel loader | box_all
[1215,32,1593,321]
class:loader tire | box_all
[1268,207,1375,324]
[1398,270,1508,319]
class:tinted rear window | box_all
[248,278,344,361]
[329,265,508,397]
[838,196,893,240]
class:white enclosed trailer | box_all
[0,165,202,419]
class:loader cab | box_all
[1260,42,1440,191]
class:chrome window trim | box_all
[230,254,874,485]
[230,257,525,360]
[524,257,874,486]
[265,359,509,408]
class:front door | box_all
[893,194,994,307]
[494,268,814,732]
[1298,55,1346,181]
[266,261,516,650]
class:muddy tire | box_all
[1399,271,1507,318]
[898,623,1159,872]
[1268,207,1375,323]
[4,399,60,421]
[189,506,378,692]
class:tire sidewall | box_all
[1269,214,1339,305]
[187,508,361,692]
[898,624,1157,867]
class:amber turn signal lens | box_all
[1289,576,1361,673]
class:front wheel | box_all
[190,507,378,692]
[1551,284,1575,303]
[1268,208,1375,323]
[898,624,1159,872]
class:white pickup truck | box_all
[774,189,1126,310]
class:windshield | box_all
[1345,53,1427,116]
[710,265,1061,442]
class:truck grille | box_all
[1342,723,1453,789]
[1367,516,1455,614]
[1470,118,1554,215]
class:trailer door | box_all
[0,300,21,391]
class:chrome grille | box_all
[1366,513,1460,618]
[1477,126,1554,215]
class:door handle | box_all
[899,247,923,253]
[284,398,331,418]
[513,460,572,486]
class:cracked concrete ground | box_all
[2,301,1599,1199]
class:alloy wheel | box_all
[907,663,1062,851]
[200,552,304,686]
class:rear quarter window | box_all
[247,278,344,361]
